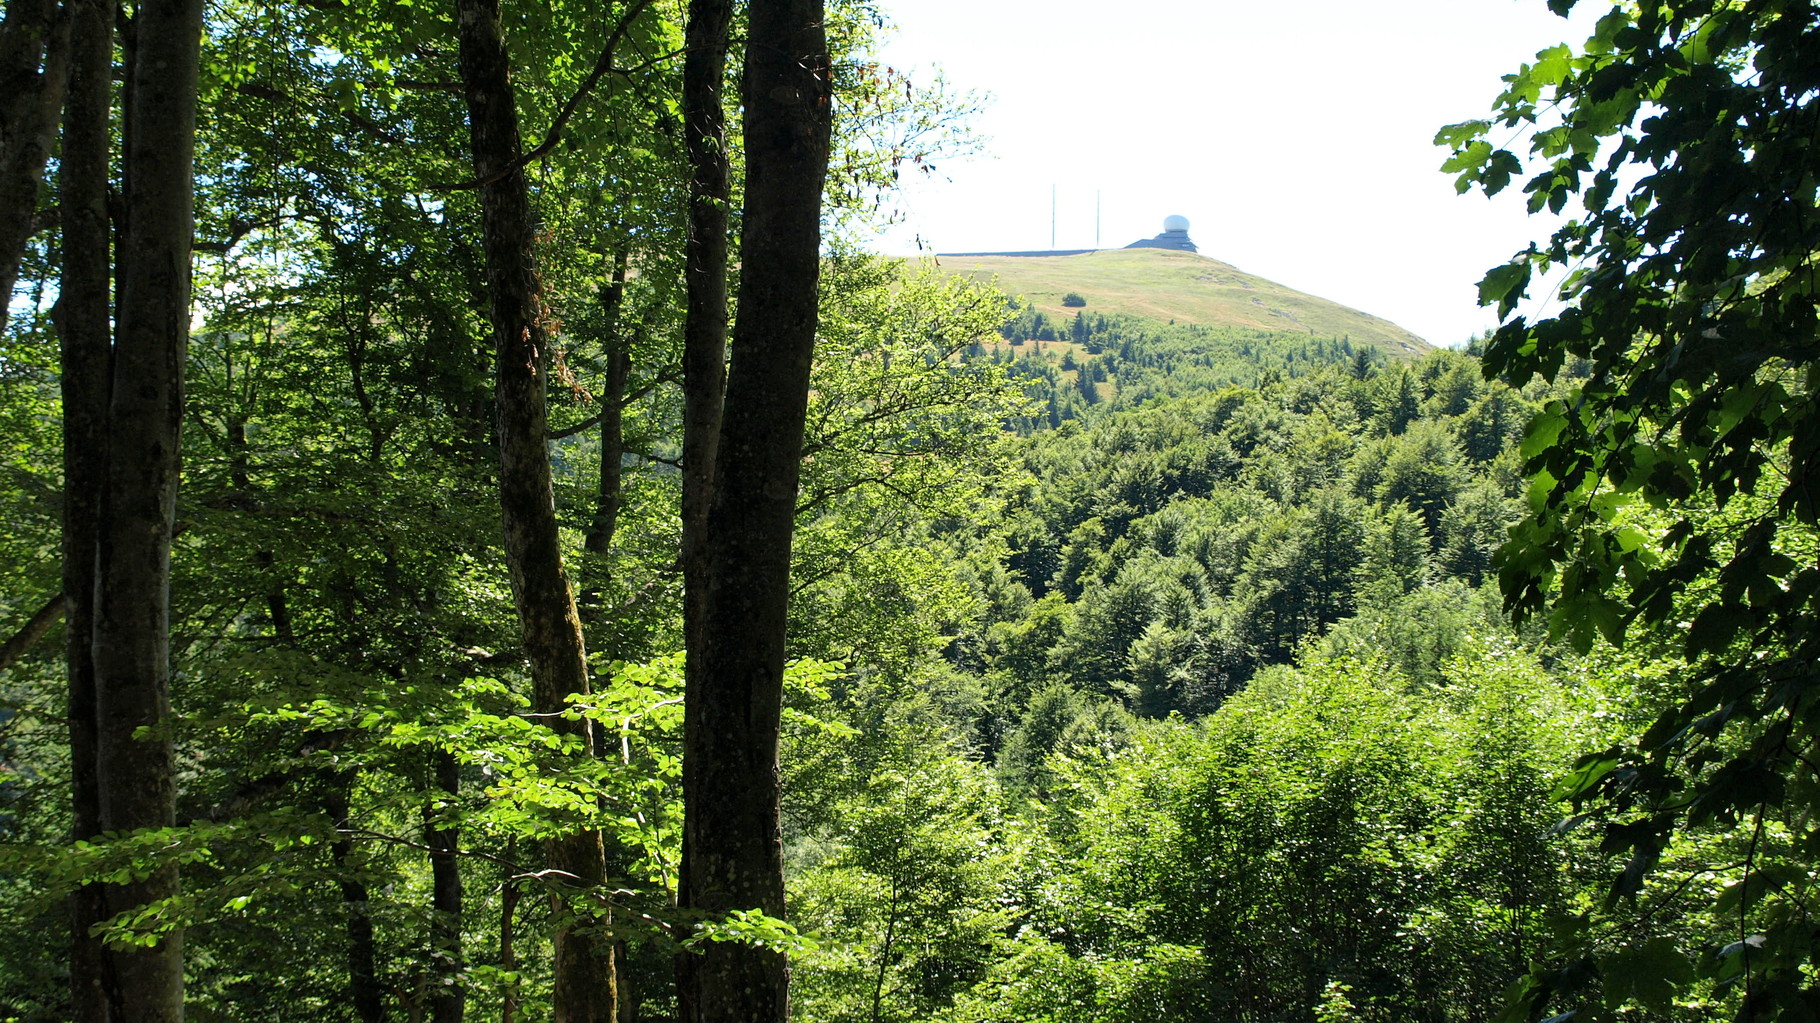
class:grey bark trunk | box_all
[77,0,201,1018]
[452,2,614,1020]
[674,0,730,1011]
[678,3,831,1023]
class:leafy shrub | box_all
[1061,292,1086,307]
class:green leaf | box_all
[1479,261,1534,317]
[1602,936,1692,1012]
[1531,44,1574,88]
[1433,119,1491,147]
[1552,750,1619,801]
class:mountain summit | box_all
[935,247,1430,358]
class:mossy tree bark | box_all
[453,1,613,1020]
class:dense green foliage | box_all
[958,350,1527,713]
[0,0,1808,1020]
[0,270,1783,1023]
[985,304,1390,430]
[1442,0,1820,1018]
[5,263,1616,1023]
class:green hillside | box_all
[934,247,1433,357]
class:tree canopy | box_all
[1442,0,1820,1017]
[2,1,1816,1022]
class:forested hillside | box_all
[1,1,1816,1022]
[775,340,1629,1023]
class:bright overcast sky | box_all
[864,0,1606,347]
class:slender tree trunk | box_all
[867,874,902,1023]
[499,842,521,1023]
[613,939,637,1023]
[82,0,200,1017]
[674,2,730,1010]
[0,0,69,332]
[678,0,731,653]
[59,2,111,1018]
[327,781,385,1023]
[584,249,631,563]
[227,417,296,643]
[581,259,635,1015]
[453,2,613,1021]
[426,751,465,1023]
[679,3,831,1022]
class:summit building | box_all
[1123,214,1198,253]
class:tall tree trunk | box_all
[499,840,521,1023]
[227,416,296,643]
[582,251,635,1019]
[426,751,465,1023]
[679,2,831,1022]
[674,2,730,1009]
[452,3,614,1022]
[82,0,201,1018]
[327,780,385,1023]
[58,0,111,1018]
[678,0,731,656]
[0,0,69,332]
[584,249,631,563]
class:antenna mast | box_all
[1051,184,1057,250]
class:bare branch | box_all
[193,214,279,255]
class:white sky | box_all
[864,0,1606,347]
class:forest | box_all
[0,0,1816,1022]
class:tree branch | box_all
[546,366,680,439]
[193,214,278,254]
[434,0,660,192]
[394,77,461,92]
[342,825,672,932]
[234,80,405,148]
[549,412,606,441]
[0,592,65,673]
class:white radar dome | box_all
[1163,214,1191,233]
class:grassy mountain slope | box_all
[933,248,1432,357]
